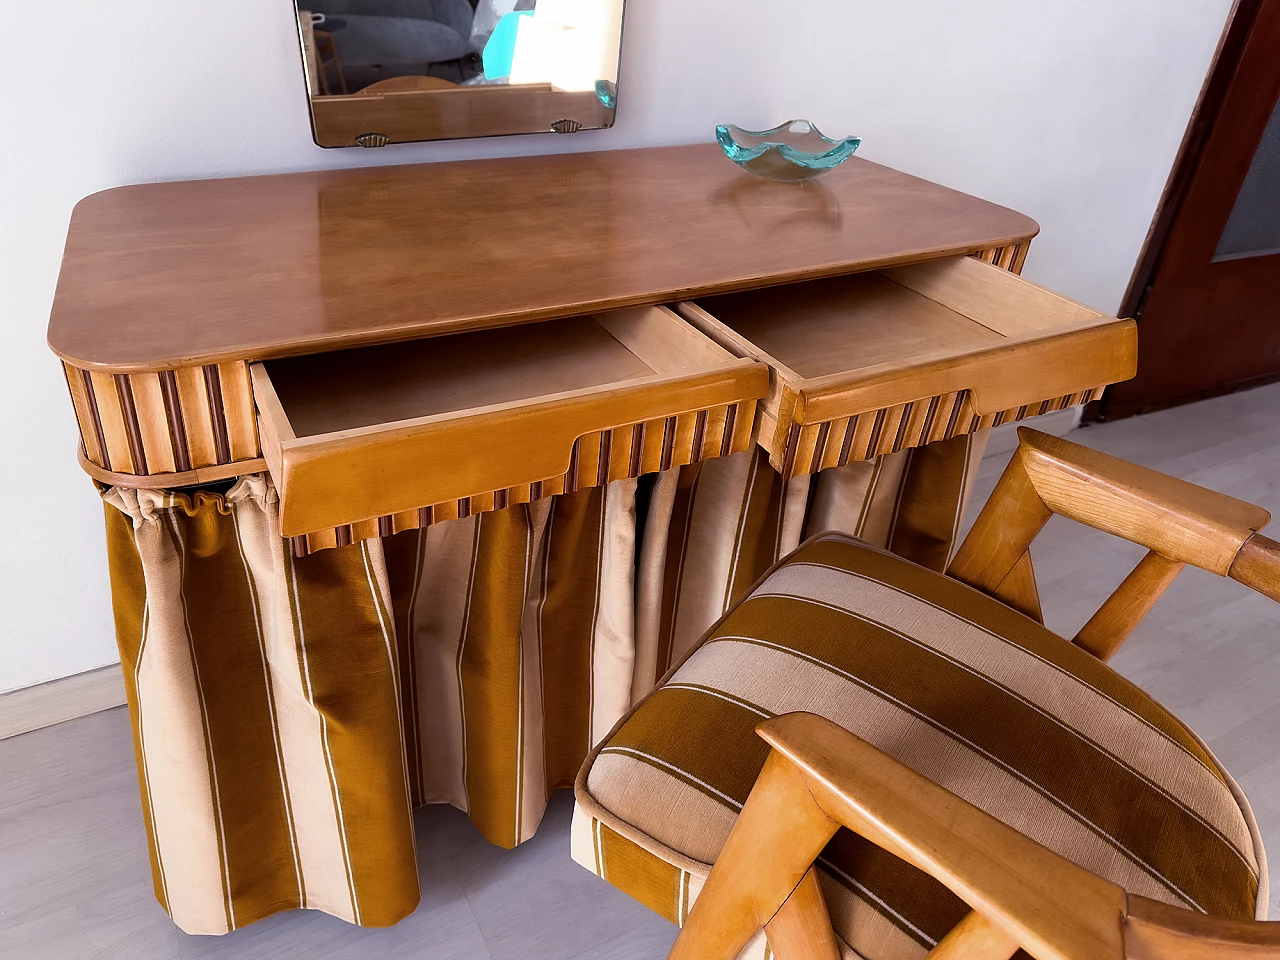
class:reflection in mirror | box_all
[295,0,624,148]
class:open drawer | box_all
[676,255,1136,481]
[251,306,768,549]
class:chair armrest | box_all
[758,713,1129,960]
[951,428,1272,595]
[1126,895,1280,959]
[1229,534,1280,604]
[758,713,1280,960]
[1014,428,1270,575]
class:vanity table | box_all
[49,144,1135,934]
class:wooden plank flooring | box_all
[4,382,1280,957]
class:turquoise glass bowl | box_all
[715,120,862,181]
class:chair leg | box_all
[764,867,842,960]
[667,751,840,960]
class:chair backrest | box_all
[947,427,1280,660]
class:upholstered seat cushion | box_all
[572,534,1266,960]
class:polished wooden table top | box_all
[48,144,1038,372]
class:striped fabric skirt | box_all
[100,436,984,934]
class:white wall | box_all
[0,0,1234,692]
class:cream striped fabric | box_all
[633,434,986,701]
[100,433,987,934]
[104,478,417,936]
[382,478,639,847]
[575,534,1266,960]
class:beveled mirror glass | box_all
[295,0,624,148]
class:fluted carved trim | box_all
[64,361,259,479]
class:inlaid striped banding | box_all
[64,361,260,481]
[289,400,757,557]
[972,241,1030,274]
[776,387,1106,482]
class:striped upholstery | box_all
[573,534,1267,960]
[102,475,637,933]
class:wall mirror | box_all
[295,0,624,148]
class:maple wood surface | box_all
[670,712,1129,960]
[76,448,270,490]
[948,427,1279,664]
[48,144,1039,373]
[266,314,654,437]
[678,257,1135,478]
[310,84,612,147]
[694,272,1007,379]
[1230,534,1280,603]
[760,868,841,960]
[351,76,459,94]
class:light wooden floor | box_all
[5,384,1280,958]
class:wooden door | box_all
[1101,0,1280,419]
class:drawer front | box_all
[282,400,755,555]
[680,254,1137,480]
[774,320,1132,479]
[252,307,768,550]
[262,374,761,544]
[778,385,1110,483]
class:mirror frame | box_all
[294,3,624,148]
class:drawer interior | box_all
[686,255,1103,380]
[264,314,659,437]
[693,272,1005,378]
[676,254,1133,479]
[251,304,767,540]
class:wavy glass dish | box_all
[716,120,862,182]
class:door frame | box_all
[1092,0,1274,420]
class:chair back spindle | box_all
[1072,550,1184,661]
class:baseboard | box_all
[983,405,1081,460]
[0,664,126,741]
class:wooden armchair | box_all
[670,428,1280,960]
[572,427,1280,960]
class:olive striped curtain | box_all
[382,480,640,849]
[101,434,984,935]
[103,478,418,935]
